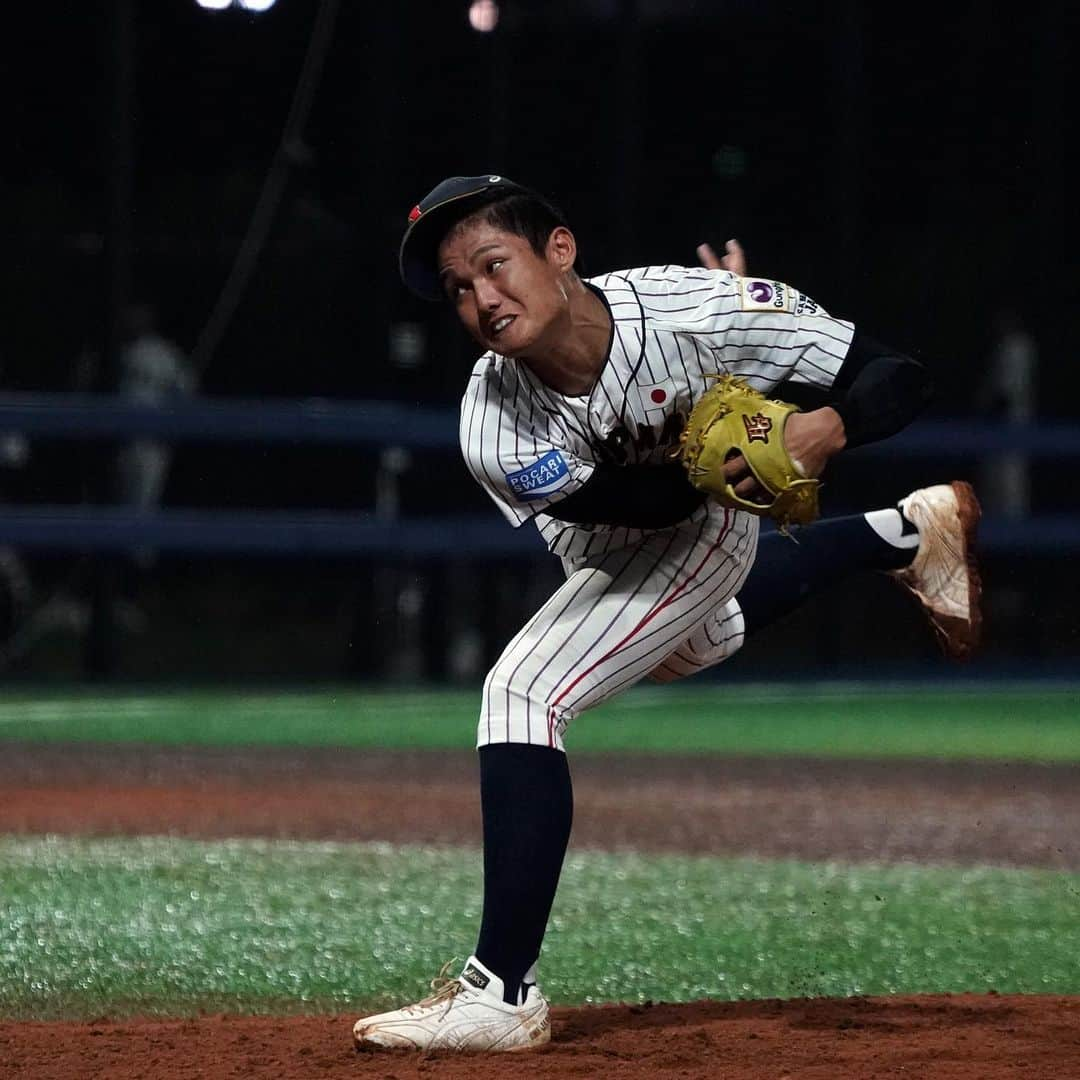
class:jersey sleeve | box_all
[655,268,855,394]
[459,359,596,528]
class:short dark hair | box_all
[400,175,582,299]
[447,190,574,264]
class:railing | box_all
[2,393,1077,455]
[1,393,1075,556]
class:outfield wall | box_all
[0,396,1072,682]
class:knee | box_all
[477,662,566,750]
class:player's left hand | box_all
[697,239,746,276]
[721,406,846,499]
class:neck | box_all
[521,280,610,396]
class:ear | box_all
[546,226,577,274]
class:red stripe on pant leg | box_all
[545,510,733,738]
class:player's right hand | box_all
[696,239,746,276]
[779,407,847,480]
[717,404,846,503]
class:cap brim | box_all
[399,182,526,300]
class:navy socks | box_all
[738,509,917,636]
[475,743,573,1005]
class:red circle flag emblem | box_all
[650,388,667,404]
[408,205,422,223]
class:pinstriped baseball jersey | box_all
[459,265,854,559]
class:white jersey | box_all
[459,265,854,560]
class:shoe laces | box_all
[413,960,464,1019]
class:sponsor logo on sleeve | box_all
[794,290,820,316]
[740,278,794,313]
[505,450,572,502]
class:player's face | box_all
[437,222,575,358]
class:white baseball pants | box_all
[478,508,759,750]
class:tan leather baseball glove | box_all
[679,375,820,531]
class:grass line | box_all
[2,836,1078,1019]
[0,684,1078,760]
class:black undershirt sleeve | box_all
[547,462,706,528]
[828,330,934,448]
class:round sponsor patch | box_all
[739,277,793,313]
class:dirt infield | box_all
[6,995,1080,1080]
[2,742,1079,1078]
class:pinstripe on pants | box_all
[478,507,759,750]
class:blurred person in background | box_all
[72,302,197,516]
[68,304,197,639]
[976,307,1038,519]
[4,308,197,661]
[112,304,198,633]
[0,358,33,647]
[115,303,198,523]
[975,306,1038,635]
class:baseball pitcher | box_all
[352,176,981,1052]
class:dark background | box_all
[0,0,1073,681]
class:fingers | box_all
[721,452,747,482]
[696,242,722,270]
[720,238,746,275]
[697,239,747,275]
[721,453,765,500]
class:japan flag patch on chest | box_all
[638,381,675,428]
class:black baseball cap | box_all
[398,174,533,300]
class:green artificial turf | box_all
[1,836,1078,1019]
[0,684,1078,760]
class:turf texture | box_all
[1,836,1078,1020]
[0,683,1078,760]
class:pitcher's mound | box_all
[4,993,1078,1080]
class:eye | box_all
[487,258,504,274]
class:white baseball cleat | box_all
[890,481,982,660]
[352,956,551,1053]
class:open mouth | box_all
[489,315,516,337]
